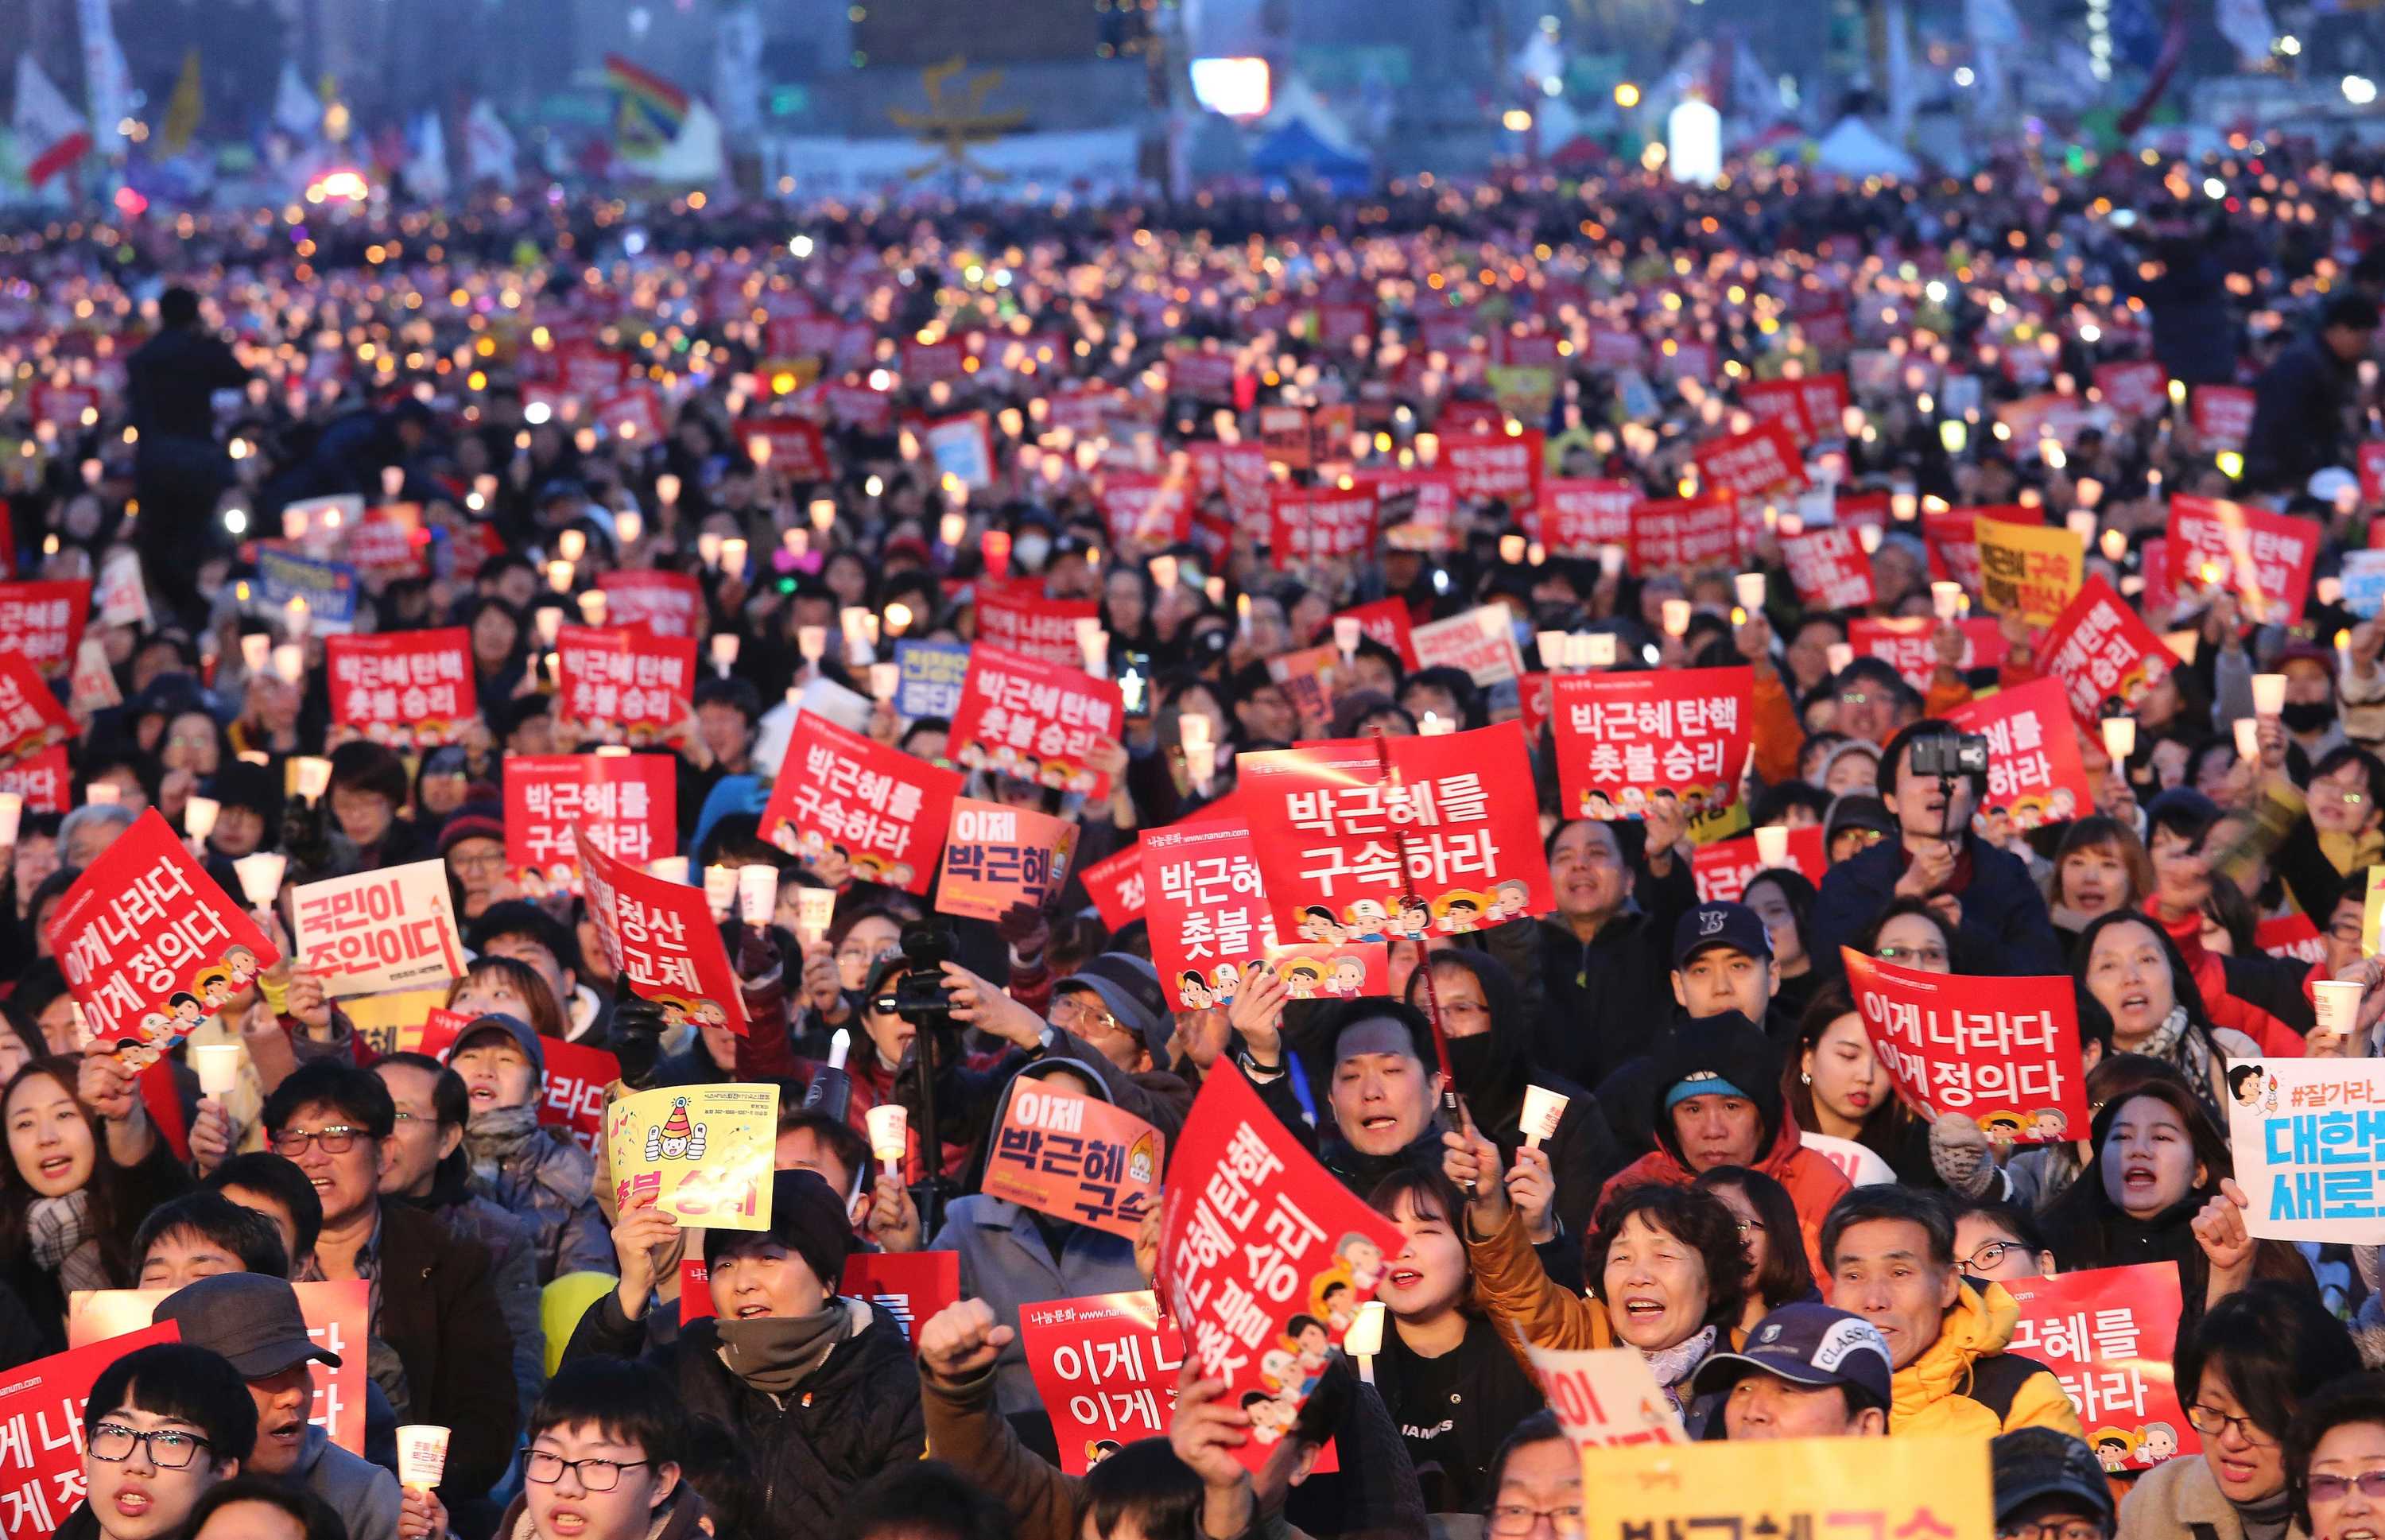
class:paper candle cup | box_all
[710,635,740,673]
[194,1044,243,1100]
[1584,634,1617,668]
[866,1104,909,1163]
[1536,630,1569,669]
[395,1425,450,1492]
[2252,673,2289,716]
[649,856,690,886]
[294,756,332,803]
[1341,1299,1386,1360]
[797,887,835,940]
[273,643,305,685]
[577,591,607,625]
[0,792,22,848]
[2100,717,2137,760]
[2234,717,2261,759]
[797,626,828,663]
[1931,581,1964,620]
[1334,616,1363,655]
[1520,1084,1572,1149]
[1661,599,1691,637]
[738,865,778,927]
[1734,573,1766,611]
[1754,825,1790,868]
[240,634,271,675]
[702,865,738,917]
[235,852,287,907]
[2315,979,2364,1040]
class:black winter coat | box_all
[1809,834,2065,979]
[566,1291,927,1540]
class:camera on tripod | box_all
[891,923,959,1026]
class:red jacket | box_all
[1596,1112,1851,1279]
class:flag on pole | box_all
[406,110,449,199]
[13,57,91,185]
[161,48,203,157]
[76,0,133,149]
[605,53,689,151]
[464,101,516,184]
[273,62,318,141]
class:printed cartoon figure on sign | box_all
[643,1098,708,1162]
[2139,1422,2180,1462]
[2093,1429,2142,1472]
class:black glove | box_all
[607,988,670,1092]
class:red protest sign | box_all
[0,648,73,766]
[948,644,1125,799]
[1924,508,1988,594]
[0,746,70,813]
[557,625,699,747]
[343,503,427,584]
[48,810,277,1064]
[1079,840,1146,932]
[325,629,476,749]
[1020,1292,1187,1473]
[2193,386,2255,450]
[1739,378,1813,443]
[1551,668,1753,824]
[976,580,1100,669]
[1268,485,1379,568]
[1256,405,1313,470]
[1841,948,2087,1144]
[2002,1263,2195,1468]
[1779,526,1877,610]
[1158,1065,1403,1471]
[1144,820,1280,1011]
[1352,467,1456,553]
[593,386,665,443]
[2093,360,2170,418]
[1444,430,1544,514]
[1945,679,2096,832]
[1693,422,1805,499]
[2165,494,2318,625]
[2255,913,2327,965]
[1691,825,1827,904]
[740,417,834,483]
[2363,443,2385,507]
[0,1322,182,1536]
[2038,576,2176,731]
[579,833,749,1036]
[936,797,1079,921]
[1847,618,2009,692]
[762,712,960,896]
[1261,942,1390,1000]
[683,1253,960,1345]
[1331,599,1417,669]
[595,571,705,638]
[1531,478,1636,557]
[983,1081,1165,1239]
[421,1016,619,1154]
[0,580,89,677]
[503,753,676,897]
[1631,493,1739,576]
[1098,472,1193,550]
[1239,723,1553,941]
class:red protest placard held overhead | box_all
[1631,493,1739,576]
[1691,824,1828,904]
[2193,386,2255,451]
[556,624,699,747]
[1239,722,1553,943]
[1945,678,2096,832]
[2038,576,2176,731]
[579,832,750,1037]
[47,810,278,1067]
[0,646,74,766]
[1693,421,1805,499]
[1847,617,2009,692]
[325,628,477,749]
[935,798,1079,921]
[1098,471,1193,550]
[1,745,72,813]
[595,571,705,638]
[976,580,1100,669]
[1443,429,1544,514]
[1078,840,1146,933]
[760,711,961,896]
[1268,484,1379,569]
[1352,467,1456,553]
[0,579,90,677]
[1020,1292,1188,1474]
[1530,478,1637,557]
[1924,508,1990,595]
[948,643,1125,800]
[1158,1064,1404,1472]
[1779,526,1877,611]
[2093,360,2170,419]
[2002,1263,2197,1469]
[2165,494,2319,625]
[1143,820,1280,1011]
[1331,599,1417,669]
[1550,667,1754,824]
[503,753,677,898]
[1841,948,2088,1145]
[0,1322,183,1538]
[982,1080,1165,1239]
[740,417,834,483]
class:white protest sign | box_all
[289,859,466,998]
[2226,1057,2385,1243]
[1410,605,1524,689]
[1521,1340,1689,1452]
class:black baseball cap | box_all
[1689,1301,1891,1408]
[152,1274,340,1378]
[1991,1427,2117,1527]
[1672,902,1774,971]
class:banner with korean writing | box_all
[2002,1263,2194,1468]
[1261,942,1390,1001]
[0,1322,181,1538]
[976,582,1101,670]
[1269,485,1379,568]
[2256,914,2327,966]
[1577,1433,1994,1540]
[1531,479,1636,557]
[948,643,1124,799]
[1631,493,1739,576]
[937,798,1078,921]
[1330,599,1417,670]
[48,810,277,1065]
[761,712,960,895]
[1843,948,2088,1144]
[257,548,360,631]
[1551,667,1753,824]
[69,1281,370,1457]
[605,1083,777,1230]
[0,746,69,814]
[1691,824,1827,904]
[2039,577,2176,731]
[1409,607,1526,690]
[742,416,834,483]
[1976,514,2084,624]
[1158,1064,1404,1472]
[2227,1057,2385,1241]
[1925,508,1988,595]
[420,1014,616,1154]
[1021,1292,1187,1472]
[1692,422,1805,499]
[503,753,675,897]
[579,833,750,1036]
[290,859,465,999]
[1779,526,1877,610]
[983,1080,1164,1239]
[2094,360,2170,418]
[1445,430,1543,513]
[895,638,971,721]
[1099,471,1193,549]
[1354,467,1456,553]
[1945,679,2096,832]
[0,579,88,677]
[557,625,698,747]
[324,628,476,749]
[595,571,704,638]
[1847,617,2010,692]
[1239,723,1553,941]
[2166,495,2318,625]
[2194,386,2255,451]
[1144,820,1279,1011]
[1080,842,1146,933]
[0,647,72,766]
[1521,1342,1688,1453]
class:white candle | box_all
[1734,573,1766,611]
[2251,673,2289,717]
[235,852,287,906]
[1932,581,1964,620]
[294,757,332,803]
[1755,824,1790,868]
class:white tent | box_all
[1257,75,1363,158]
[1813,116,1918,180]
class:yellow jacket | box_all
[1892,1279,2085,1440]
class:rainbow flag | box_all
[605,53,687,149]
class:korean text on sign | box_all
[1019,1292,1188,1474]
[1945,678,2095,833]
[0,1322,181,1539]
[937,798,1077,921]
[556,625,698,746]
[1143,820,1279,1011]
[2002,1263,2194,1467]
[2038,577,2174,730]
[503,753,676,896]
[1551,667,1754,824]
[606,1083,778,1231]
[324,629,477,748]
[982,1080,1165,1239]
[290,859,465,999]
[579,831,750,1036]
[0,578,88,677]
[1520,1342,1688,1453]
[2166,495,2317,625]
[975,582,1099,669]
[1578,1433,1995,1540]
[948,643,1125,799]
[2228,1057,2385,1243]
[1843,948,2088,1145]
[761,710,961,896]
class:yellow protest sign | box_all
[339,986,454,1057]
[1975,515,2083,625]
[2364,864,2385,957]
[1580,1434,1994,1540]
[604,1083,779,1230]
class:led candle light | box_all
[616,510,644,545]
[273,644,305,685]
[2234,717,2261,759]
[1827,642,1855,673]
[711,635,740,676]
[558,529,587,564]
[697,533,723,569]
[2100,717,2137,760]
[1584,634,1617,668]
[826,1028,851,1071]
[703,864,738,919]
[294,757,332,804]
[1932,581,1964,620]
[810,499,837,534]
[1178,713,1212,752]
[721,537,748,576]
[0,792,21,848]
[1662,599,1691,637]
[235,852,287,907]
[2100,528,2129,563]
[535,608,563,647]
[1345,1301,1386,1384]
[546,559,574,595]
[194,1043,243,1100]
[183,796,219,842]
[1755,825,1790,868]
[2251,673,2289,717]
[577,591,607,626]
[1735,573,1766,611]
[870,661,901,701]
[1184,739,1217,791]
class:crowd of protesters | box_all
[10,132,2385,1540]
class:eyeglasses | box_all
[2306,1472,2385,1504]
[1997,1523,2104,1540]
[448,851,506,873]
[523,1451,652,1492]
[89,1422,213,1469]
[2186,1404,2275,1445]
[1877,944,1949,967]
[270,1124,366,1157]
[1963,1239,2027,1272]
[1050,996,1122,1035]
[2333,921,2367,945]
[1488,1503,1585,1536]
[1732,1216,1767,1237]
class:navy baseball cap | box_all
[1672,901,1774,972]
[1689,1302,1892,1408]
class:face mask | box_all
[2282,699,2337,735]
[1014,533,1052,570]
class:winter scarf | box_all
[714,1302,853,1395]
